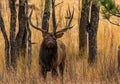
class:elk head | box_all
[29,5,74,48]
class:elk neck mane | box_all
[40,41,58,69]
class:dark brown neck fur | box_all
[40,41,57,70]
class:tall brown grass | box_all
[0,0,120,84]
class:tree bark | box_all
[16,0,26,57]
[21,29,27,57]
[79,0,91,56]
[88,3,100,64]
[42,0,50,31]
[51,0,57,33]
[0,11,10,69]
[118,46,120,71]
[9,0,17,69]
[26,0,32,69]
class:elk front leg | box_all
[59,61,65,84]
[52,68,58,78]
[41,69,47,80]
[40,66,47,82]
[52,68,58,83]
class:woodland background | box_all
[0,0,120,84]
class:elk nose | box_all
[48,42,55,48]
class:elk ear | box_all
[56,32,64,38]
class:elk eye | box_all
[53,36,56,40]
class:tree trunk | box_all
[118,46,120,71]
[51,0,57,33]
[42,0,50,31]
[79,0,91,57]
[9,0,17,69]
[27,23,32,69]
[88,3,100,64]
[21,29,27,57]
[26,0,32,69]
[0,11,10,69]
[16,0,26,57]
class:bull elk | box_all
[29,2,74,83]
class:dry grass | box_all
[0,0,120,84]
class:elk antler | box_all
[56,5,74,34]
[29,8,47,33]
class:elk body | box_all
[29,2,74,83]
[39,33,66,80]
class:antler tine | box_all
[68,5,71,16]
[56,25,74,34]
[67,7,74,27]
[56,6,74,34]
[29,8,47,33]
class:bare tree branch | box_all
[107,18,120,26]
[104,5,120,17]
[55,1,64,7]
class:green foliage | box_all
[101,0,115,8]
[101,0,120,26]
[101,0,120,15]
[101,0,116,14]
[101,9,111,19]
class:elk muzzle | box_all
[47,41,56,48]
